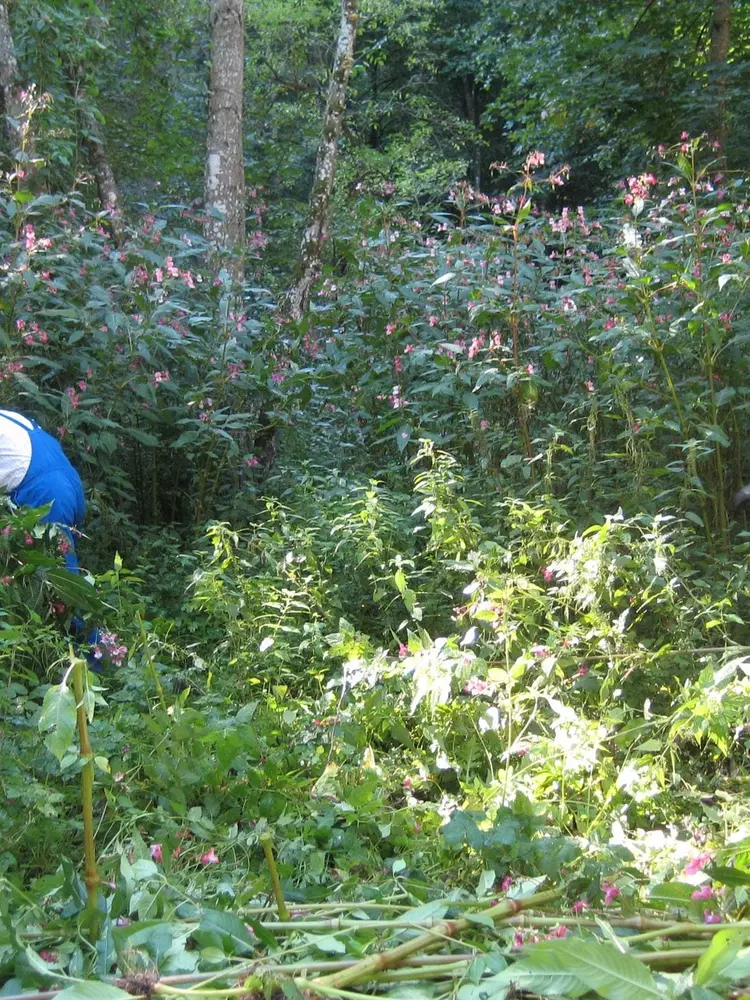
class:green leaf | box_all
[396,424,412,452]
[198,909,256,956]
[46,569,102,612]
[281,982,307,1000]
[305,933,347,955]
[648,881,694,908]
[708,866,750,888]
[695,929,745,987]
[38,684,77,761]
[483,952,588,998]
[431,271,455,287]
[123,427,161,447]
[524,939,663,1000]
[55,985,132,1000]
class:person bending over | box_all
[0,408,85,571]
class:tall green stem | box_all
[72,656,100,941]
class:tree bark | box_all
[709,0,731,149]
[0,0,34,176]
[83,112,125,243]
[204,0,246,282]
[283,0,358,322]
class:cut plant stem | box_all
[260,832,290,921]
[312,887,562,989]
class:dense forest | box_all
[2,0,750,997]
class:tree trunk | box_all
[0,1,34,177]
[204,0,246,282]
[284,0,358,322]
[83,113,125,243]
[709,0,731,149]
[462,74,481,191]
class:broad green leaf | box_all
[399,901,448,923]
[45,568,102,612]
[483,952,588,998]
[305,933,347,955]
[695,929,745,987]
[38,684,77,761]
[708,866,750,888]
[199,909,255,956]
[56,984,132,1000]
[524,939,663,1000]
[648,881,695,907]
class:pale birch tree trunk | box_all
[709,0,731,149]
[204,0,246,282]
[284,0,357,321]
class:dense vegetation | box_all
[2,1,750,998]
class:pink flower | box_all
[200,848,220,865]
[57,537,70,554]
[428,315,439,327]
[501,875,514,892]
[704,910,721,924]
[602,883,620,905]
[150,843,163,863]
[684,853,712,876]
[480,420,490,430]
[691,885,713,901]
[585,380,595,392]
[386,323,396,335]
[151,370,170,386]
[463,677,493,696]
[24,533,34,546]
[398,643,408,658]
[2,525,11,536]
[526,363,535,375]
[547,925,568,939]
[245,456,259,468]
[1,575,11,586]
[541,567,553,582]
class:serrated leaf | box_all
[38,684,77,761]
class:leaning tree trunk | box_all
[204,0,246,283]
[0,1,35,179]
[284,0,357,322]
[709,0,731,150]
